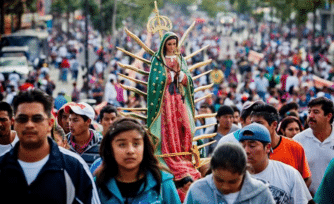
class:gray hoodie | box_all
[185,171,275,204]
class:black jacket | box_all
[0,137,100,204]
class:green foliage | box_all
[295,8,308,26]
[270,0,294,23]
[51,0,81,14]
[167,0,194,4]
[294,0,325,11]
[130,0,164,25]
[293,0,325,26]
[236,0,251,15]
[251,0,326,27]
[51,0,66,14]
[252,11,264,23]
[25,0,38,12]
[199,0,225,18]
[86,0,164,34]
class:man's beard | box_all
[20,139,45,150]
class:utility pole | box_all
[0,1,5,35]
[112,0,117,50]
[84,0,89,95]
[100,0,104,49]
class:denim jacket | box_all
[98,170,181,204]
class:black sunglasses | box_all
[15,115,47,124]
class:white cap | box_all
[64,102,95,121]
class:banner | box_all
[313,75,334,88]
[248,50,264,64]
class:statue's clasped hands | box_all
[170,70,185,83]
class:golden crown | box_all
[147,1,173,38]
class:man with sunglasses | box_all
[0,102,19,156]
[0,89,100,203]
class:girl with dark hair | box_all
[185,143,275,204]
[95,118,181,204]
[277,116,303,138]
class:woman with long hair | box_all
[277,116,303,138]
[95,118,181,204]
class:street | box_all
[49,46,98,99]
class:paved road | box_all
[50,47,98,99]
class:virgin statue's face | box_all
[165,38,177,55]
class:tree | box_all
[51,0,80,36]
[6,0,24,31]
[236,0,251,15]
[1,0,17,34]
[166,0,195,16]
[293,0,325,41]
[86,0,164,36]
[199,0,225,18]
[25,0,38,28]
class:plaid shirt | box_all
[67,129,102,167]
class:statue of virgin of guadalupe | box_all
[147,32,201,181]
[116,2,216,182]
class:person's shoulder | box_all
[293,128,313,141]
[59,147,89,168]
[243,172,270,193]
[90,129,103,142]
[189,175,211,191]
[326,158,334,172]
[231,124,240,131]
[90,157,102,174]
[270,160,299,174]
[160,170,174,180]
[0,150,11,164]
[281,136,304,150]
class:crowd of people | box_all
[2,3,334,204]
[1,88,334,203]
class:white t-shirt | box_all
[252,160,311,204]
[104,82,117,102]
[224,191,240,204]
[94,61,104,74]
[294,127,334,195]
[8,73,20,84]
[0,73,4,82]
[0,133,19,156]
[285,76,299,92]
[18,155,50,185]
[58,46,68,58]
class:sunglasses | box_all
[15,115,47,124]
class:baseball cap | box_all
[238,123,271,143]
[240,100,265,117]
[64,102,95,121]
